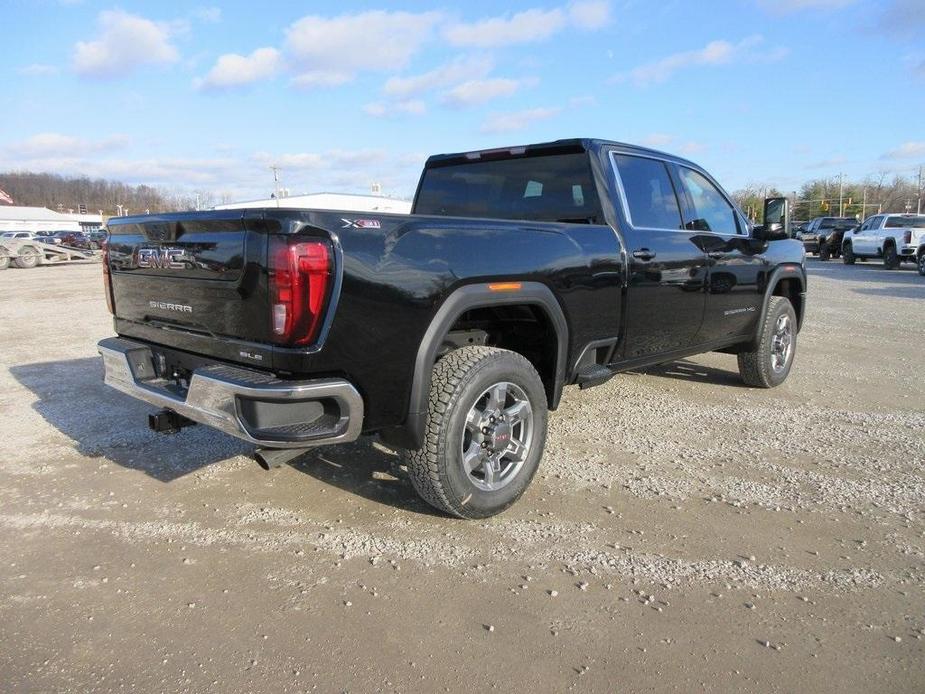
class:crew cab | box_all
[841,213,925,272]
[98,138,806,518]
[799,216,857,260]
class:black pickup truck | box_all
[98,138,806,518]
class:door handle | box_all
[632,249,656,261]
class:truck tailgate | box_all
[107,211,274,366]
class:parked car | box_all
[842,213,925,271]
[34,232,62,245]
[98,138,806,518]
[87,230,107,249]
[1,231,37,241]
[51,230,93,248]
[800,216,857,260]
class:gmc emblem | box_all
[138,247,185,269]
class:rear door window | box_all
[611,154,683,230]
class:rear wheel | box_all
[883,243,900,270]
[403,346,548,519]
[819,242,831,261]
[737,296,797,388]
[918,253,925,277]
[0,254,9,270]
[14,246,40,269]
[842,242,855,265]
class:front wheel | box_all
[0,254,9,270]
[918,253,925,276]
[819,242,831,261]
[737,296,797,388]
[842,243,855,265]
[403,346,548,519]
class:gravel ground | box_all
[0,259,923,693]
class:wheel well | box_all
[772,278,803,327]
[443,304,558,406]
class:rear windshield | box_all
[885,215,925,228]
[414,152,602,223]
[820,218,855,228]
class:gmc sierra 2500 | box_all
[98,139,806,518]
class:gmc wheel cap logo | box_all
[138,247,185,269]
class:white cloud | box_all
[73,10,179,78]
[290,71,354,89]
[756,0,856,13]
[285,10,442,86]
[363,100,427,118]
[5,132,130,158]
[196,48,281,90]
[19,64,59,77]
[383,55,493,98]
[445,8,566,47]
[444,2,610,48]
[641,133,674,148]
[568,0,612,28]
[441,78,526,108]
[192,7,222,23]
[611,35,786,86]
[881,141,925,160]
[480,107,561,133]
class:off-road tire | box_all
[403,346,548,519]
[819,242,831,261]
[883,243,900,270]
[14,246,40,269]
[842,242,855,265]
[737,296,797,388]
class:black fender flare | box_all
[756,264,806,342]
[382,282,568,450]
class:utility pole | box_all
[270,165,282,208]
[917,165,922,214]
[838,173,844,217]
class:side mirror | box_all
[756,197,790,241]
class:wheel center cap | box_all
[488,421,512,450]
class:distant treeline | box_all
[0,171,195,215]
[734,172,923,222]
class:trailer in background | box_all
[0,238,102,269]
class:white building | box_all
[0,205,104,233]
[215,192,412,214]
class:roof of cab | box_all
[424,138,701,169]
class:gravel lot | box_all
[1,259,923,692]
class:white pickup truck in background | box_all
[841,213,925,275]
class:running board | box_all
[575,364,614,390]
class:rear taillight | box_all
[268,237,332,346]
[102,239,114,314]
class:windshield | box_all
[415,152,603,223]
[885,215,925,228]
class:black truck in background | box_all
[98,138,806,518]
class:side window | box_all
[612,154,683,229]
[677,167,740,235]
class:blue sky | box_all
[2,0,923,202]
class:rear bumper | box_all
[98,337,363,449]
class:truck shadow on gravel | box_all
[10,357,439,514]
[633,359,747,387]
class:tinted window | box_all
[820,218,855,229]
[612,154,682,229]
[414,152,602,223]
[885,215,925,228]
[678,167,740,235]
